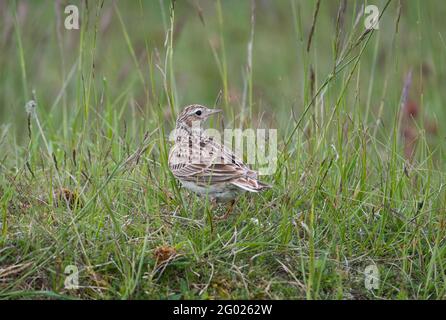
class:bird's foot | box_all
[214,200,236,221]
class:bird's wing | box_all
[169,135,251,185]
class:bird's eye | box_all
[195,110,202,116]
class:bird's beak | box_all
[207,109,222,115]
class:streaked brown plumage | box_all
[168,104,270,218]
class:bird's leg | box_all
[210,198,218,210]
[205,197,218,220]
[214,199,236,221]
[206,198,218,233]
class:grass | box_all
[0,0,445,299]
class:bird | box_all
[168,104,271,220]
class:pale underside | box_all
[168,129,268,201]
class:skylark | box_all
[168,104,271,219]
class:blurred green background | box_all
[1,0,445,145]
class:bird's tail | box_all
[231,177,271,193]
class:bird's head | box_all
[176,104,221,127]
